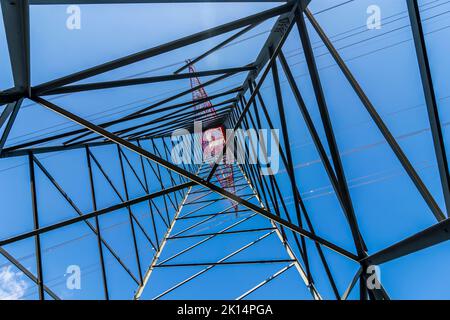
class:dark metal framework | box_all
[0,0,448,300]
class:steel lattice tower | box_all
[187,60,237,212]
[0,0,449,300]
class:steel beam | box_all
[117,146,144,284]
[206,4,297,181]
[364,218,450,265]
[28,152,44,300]
[1,0,30,92]
[341,268,362,300]
[270,45,311,282]
[236,263,295,300]
[30,0,287,4]
[37,66,254,95]
[154,259,295,267]
[0,88,24,106]
[295,8,367,258]
[0,103,16,129]
[0,99,22,155]
[85,146,110,299]
[238,0,312,96]
[407,0,450,217]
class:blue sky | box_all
[0,0,450,300]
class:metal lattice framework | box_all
[0,0,449,300]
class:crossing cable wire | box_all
[8,1,450,145]
[4,0,446,148]
[6,0,445,147]
[277,160,434,206]
[0,1,448,178]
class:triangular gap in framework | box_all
[38,220,105,300]
[301,12,441,252]
[31,154,88,227]
[1,99,72,150]
[236,264,314,300]
[0,246,40,300]
[97,207,141,284]
[30,3,281,86]
[133,212,157,272]
[0,155,33,238]
[33,149,92,213]
[275,16,366,257]
[303,238,361,300]
[0,101,21,151]
[101,241,140,300]
[88,144,126,200]
[119,146,150,198]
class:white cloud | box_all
[0,265,28,300]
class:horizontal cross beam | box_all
[36,65,255,95]
[364,218,450,265]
